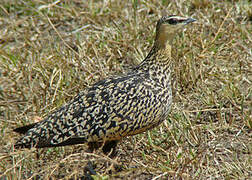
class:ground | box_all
[0,0,251,179]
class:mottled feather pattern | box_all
[14,15,195,152]
[15,63,172,148]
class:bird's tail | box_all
[13,123,38,134]
[14,122,88,149]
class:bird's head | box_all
[154,15,196,49]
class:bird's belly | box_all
[95,104,171,141]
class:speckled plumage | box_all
[14,15,196,153]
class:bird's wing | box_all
[14,72,166,148]
[71,72,167,142]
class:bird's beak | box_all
[185,17,197,25]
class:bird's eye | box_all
[167,18,178,25]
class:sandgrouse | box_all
[14,15,196,154]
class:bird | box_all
[13,15,196,154]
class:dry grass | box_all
[0,0,251,179]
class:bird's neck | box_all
[136,42,173,87]
[154,43,172,59]
[141,41,172,67]
[154,25,174,56]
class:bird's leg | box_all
[85,143,100,178]
[87,142,102,153]
[87,140,118,157]
[86,140,119,175]
[83,161,97,180]
[102,140,119,158]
